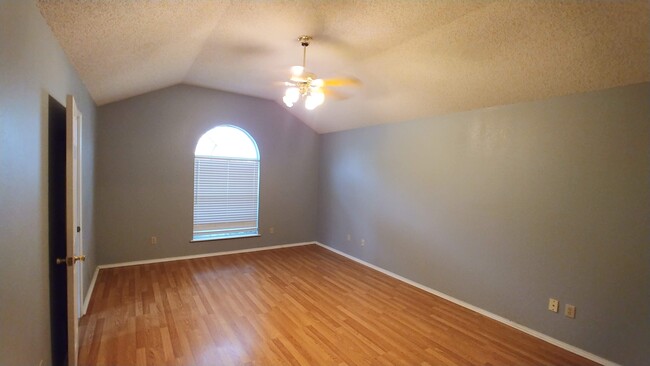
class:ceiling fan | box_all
[282,35,360,110]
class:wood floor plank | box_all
[78,244,600,365]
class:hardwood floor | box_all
[79,244,599,365]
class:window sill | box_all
[190,234,261,243]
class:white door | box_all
[75,103,84,317]
[65,95,84,366]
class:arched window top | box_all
[195,125,259,160]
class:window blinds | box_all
[193,156,259,239]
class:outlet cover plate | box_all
[565,304,576,318]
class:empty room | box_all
[1,1,648,365]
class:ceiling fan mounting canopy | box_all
[298,35,312,47]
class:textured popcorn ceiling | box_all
[38,0,649,133]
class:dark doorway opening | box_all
[48,95,68,366]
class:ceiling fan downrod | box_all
[298,35,311,69]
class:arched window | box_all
[193,125,260,241]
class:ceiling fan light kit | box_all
[282,35,359,111]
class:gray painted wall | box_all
[95,84,318,264]
[4,2,643,364]
[318,83,649,365]
[0,1,97,365]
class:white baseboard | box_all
[97,241,314,269]
[314,241,617,366]
[82,266,99,315]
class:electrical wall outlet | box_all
[548,298,559,313]
[151,236,157,245]
[347,234,351,241]
[565,304,576,319]
[360,239,366,246]
[269,227,275,234]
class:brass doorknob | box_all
[55,255,86,265]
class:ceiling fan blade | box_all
[321,77,362,88]
[290,75,307,83]
[322,87,349,100]
[273,81,296,87]
[290,66,304,77]
[290,70,317,83]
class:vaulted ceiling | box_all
[38,0,649,133]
